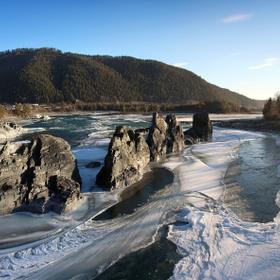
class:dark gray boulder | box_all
[183,130,198,145]
[193,111,213,140]
[165,114,184,153]
[96,126,150,190]
[184,112,212,143]
[0,134,82,215]
[146,113,168,161]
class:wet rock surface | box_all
[0,134,82,215]
[96,126,150,190]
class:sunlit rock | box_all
[0,134,82,215]
[96,126,150,190]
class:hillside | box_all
[0,48,263,109]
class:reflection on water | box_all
[94,168,174,220]
[225,136,280,222]
[95,226,180,280]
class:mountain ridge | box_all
[0,48,264,109]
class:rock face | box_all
[146,113,168,161]
[0,134,81,215]
[96,126,150,190]
[193,112,213,140]
[0,122,24,143]
[165,114,184,153]
[184,112,212,143]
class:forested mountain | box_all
[0,48,263,108]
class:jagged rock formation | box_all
[0,134,81,215]
[0,122,24,143]
[147,113,184,161]
[165,114,184,153]
[96,126,150,190]
[96,112,211,191]
[184,112,213,144]
[147,113,168,162]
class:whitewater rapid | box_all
[1,115,280,280]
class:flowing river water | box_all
[1,112,280,280]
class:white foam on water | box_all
[25,127,46,133]
[79,113,150,147]
[80,131,111,147]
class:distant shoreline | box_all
[0,110,262,124]
[215,118,280,134]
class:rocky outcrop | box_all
[0,122,25,143]
[184,112,212,144]
[165,114,184,153]
[0,134,82,215]
[96,126,150,190]
[96,113,186,190]
[146,113,184,160]
[96,112,211,191]
[146,113,168,161]
[193,112,213,140]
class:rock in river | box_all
[184,112,212,143]
[0,134,82,215]
[96,126,150,190]
[165,114,184,153]
[147,113,168,162]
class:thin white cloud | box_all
[249,57,280,70]
[173,62,189,68]
[222,13,253,24]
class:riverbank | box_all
[1,113,280,280]
[215,118,280,134]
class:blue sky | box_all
[1,0,279,100]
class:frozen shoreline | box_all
[167,128,280,280]
[1,114,279,280]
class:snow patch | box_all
[169,206,280,280]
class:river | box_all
[1,112,280,280]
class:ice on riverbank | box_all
[169,205,280,280]
[0,115,279,280]
[168,128,280,280]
